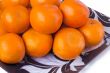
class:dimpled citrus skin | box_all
[30,0,61,7]
[79,18,105,47]
[1,5,30,34]
[53,28,85,60]
[0,33,25,64]
[0,0,29,9]
[0,21,7,36]
[22,28,53,57]
[30,4,63,34]
[60,0,90,28]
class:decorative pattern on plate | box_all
[0,8,110,73]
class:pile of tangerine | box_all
[0,0,104,64]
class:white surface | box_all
[0,0,110,73]
[80,0,110,73]
[0,67,7,73]
[81,0,110,17]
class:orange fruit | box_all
[0,10,2,16]
[28,7,31,14]
[1,5,30,34]
[30,4,63,34]
[79,18,104,47]
[53,27,85,60]
[59,0,90,28]
[0,0,30,9]
[0,22,7,36]
[0,33,25,64]
[0,9,6,36]
[22,28,53,57]
[30,0,61,7]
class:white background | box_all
[80,0,110,73]
[81,0,110,17]
[0,0,110,73]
